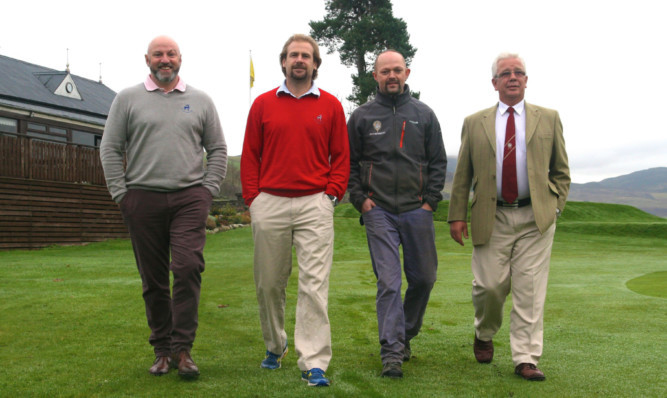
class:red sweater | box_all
[241,87,350,206]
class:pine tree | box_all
[310,0,417,106]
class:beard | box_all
[151,64,180,83]
[289,66,311,81]
[382,80,403,95]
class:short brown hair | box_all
[280,34,322,80]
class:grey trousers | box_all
[362,206,438,364]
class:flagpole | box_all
[249,50,253,109]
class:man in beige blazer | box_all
[448,53,570,381]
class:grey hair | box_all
[492,53,526,78]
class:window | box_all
[4,119,102,146]
[72,130,101,147]
[27,122,68,143]
[27,131,67,143]
[0,116,18,134]
[27,122,47,132]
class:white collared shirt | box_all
[276,80,320,99]
[496,100,530,200]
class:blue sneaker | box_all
[301,368,330,387]
[260,342,288,369]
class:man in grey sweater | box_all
[100,36,227,379]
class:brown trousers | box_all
[120,185,212,356]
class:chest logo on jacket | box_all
[370,120,386,136]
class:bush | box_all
[213,208,250,226]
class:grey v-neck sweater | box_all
[100,83,227,203]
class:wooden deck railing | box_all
[0,134,106,185]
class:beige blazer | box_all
[448,102,571,246]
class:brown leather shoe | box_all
[173,351,200,379]
[515,363,546,381]
[149,356,171,376]
[473,336,493,363]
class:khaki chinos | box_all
[250,192,334,371]
[472,204,555,366]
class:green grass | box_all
[626,271,667,298]
[0,202,665,397]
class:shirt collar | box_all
[144,75,187,93]
[498,99,525,116]
[276,80,320,98]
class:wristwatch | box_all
[327,194,339,207]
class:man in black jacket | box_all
[347,50,447,379]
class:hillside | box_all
[336,201,667,239]
[218,155,242,199]
[221,155,665,219]
[440,161,665,218]
[568,167,667,218]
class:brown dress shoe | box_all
[149,356,171,376]
[515,363,546,381]
[473,336,493,363]
[173,351,200,379]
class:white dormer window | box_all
[54,74,82,100]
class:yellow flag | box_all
[250,57,255,88]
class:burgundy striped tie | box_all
[502,107,518,204]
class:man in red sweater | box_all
[240,34,349,387]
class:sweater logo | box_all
[316,114,323,124]
[183,104,192,113]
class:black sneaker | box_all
[381,362,403,378]
[403,340,412,361]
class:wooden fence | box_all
[0,177,128,250]
[0,135,128,250]
[0,134,106,185]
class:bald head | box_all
[147,36,180,55]
[374,50,406,72]
[373,50,410,96]
[145,36,182,89]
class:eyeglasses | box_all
[496,70,526,79]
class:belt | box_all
[497,198,531,208]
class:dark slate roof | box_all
[0,54,116,125]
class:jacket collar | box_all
[374,84,413,107]
[524,102,540,144]
[481,101,541,152]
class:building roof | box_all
[0,54,116,125]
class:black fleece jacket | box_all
[347,85,447,214]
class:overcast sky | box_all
[2,0,665,183]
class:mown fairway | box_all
[0,202,665,397]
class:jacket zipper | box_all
[367,162,373,197]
